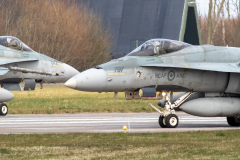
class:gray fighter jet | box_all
[65,38,240,128]
[0,36,79,116]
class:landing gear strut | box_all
[0,103,8,116]
[150,91,193,128]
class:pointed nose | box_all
[64,78,77,89]
[63,64,79,80]
[65,68,106,92]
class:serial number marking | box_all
[114,67,124,73]
[108,73,126,75]
[51,60,60,66]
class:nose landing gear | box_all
[150,91,193,128]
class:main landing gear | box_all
[0,103,8,116]
[227,116,240,126]
[150,91,193,128]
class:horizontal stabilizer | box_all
[141,63,240,73]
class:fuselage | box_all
[0,36,79,84]
[65,39,240,95]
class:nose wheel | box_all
[159,114,179,128]
[165,114,179,128]
[150,91,193,128]
[158,116,167,128]
[0,103,8,116]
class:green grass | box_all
[8,86,158,114]
[0,130,240,159]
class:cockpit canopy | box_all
[0,36,33,51]
[127,39,192,56]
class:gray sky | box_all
[196,0,210,15]
[195,0,238,17]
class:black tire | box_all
[159,116,167,128]
[0,103,8,116]
[165,114,179,128]
[227,117,240,126]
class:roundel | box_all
[168,70,175,81]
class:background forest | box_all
[0,0,239,71]
[199,0,240,46]
[0,0,112,71]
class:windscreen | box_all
[127,39,192,56]
[0,36,33,51]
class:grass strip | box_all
[0,130,240,159]
[8,86,158,114]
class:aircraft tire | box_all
[0,103,8,116]
[227,117,240,126]
[165,114,179,128]
[158,116,167,128]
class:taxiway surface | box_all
[0,112,239,134]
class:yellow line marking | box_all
[51,66,63,68]
[107,73,126,75]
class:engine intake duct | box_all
[180,97,240,117]
[24,79,36,91]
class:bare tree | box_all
[207,0,213,44]
[0,0,112,71]
[211,0,226,44]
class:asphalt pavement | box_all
[0,112,239,134]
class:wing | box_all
[141,62,240,73]
[0,58,38,66]
[0,58,38,75]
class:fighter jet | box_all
[65,38,240,128]
[0,36,79,116]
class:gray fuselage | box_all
[0,45,79,84]
[66,45,240,95]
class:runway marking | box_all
[0,113,237,134]
[0,117,226,121]
[0,119,227,125]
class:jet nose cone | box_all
[64,78,77,89]
[63,64,80,80]
[68,68,106,92]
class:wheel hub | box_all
[169,117,177,126]
[2,106,7,114]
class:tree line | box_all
[0,0,112,71]
[1,0,240,72]
[199,0,240,47]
